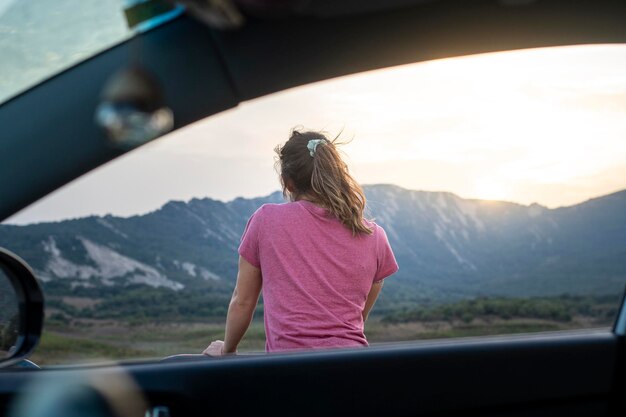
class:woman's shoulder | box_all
[252,202,296,218]
[362,217,383,231]
[360,218,387,240]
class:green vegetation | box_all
[30,331,154,365]
[381,294,618,325]
[33,320,267,366]
[366,321,565,342]
[46,286,233,322]
[30,293,619,366]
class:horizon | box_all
[4,183,625,227]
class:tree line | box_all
[381,294,619,325]
[45,282,620,328]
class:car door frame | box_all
[1,1,626,416]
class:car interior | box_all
[1,0,626,416]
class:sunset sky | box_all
[6,44,626,225]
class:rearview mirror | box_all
[0,248,44,368]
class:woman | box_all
[203,129,398,355]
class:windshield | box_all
[2,44,626,366]
[0,0,131,105]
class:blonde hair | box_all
[274,129,372,235]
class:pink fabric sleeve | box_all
[238,207,263,268]
[374,226,399,282]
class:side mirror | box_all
[0,248,44,368]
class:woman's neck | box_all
[295,193,321,205]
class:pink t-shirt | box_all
[238,200,399,352]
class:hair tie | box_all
[307,139,325,157]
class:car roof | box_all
[1,0,626,221]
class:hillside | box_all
[1,185,625,316]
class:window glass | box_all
[0,0,131,105]
[2,44,626,366]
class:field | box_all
[31,313,610,366]
[30,293,617,366]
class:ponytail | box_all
[275,129,372,236]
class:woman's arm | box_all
[203,256,262,356]
[362,280,384,322]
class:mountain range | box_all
[0,184,625,306]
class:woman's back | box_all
[203,129,398,357]
[239,200,397,352]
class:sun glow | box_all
[7,44,626,224]
[472,179,511,202]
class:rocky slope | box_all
[1,185,625,303]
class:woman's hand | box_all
[203,340,226,357]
